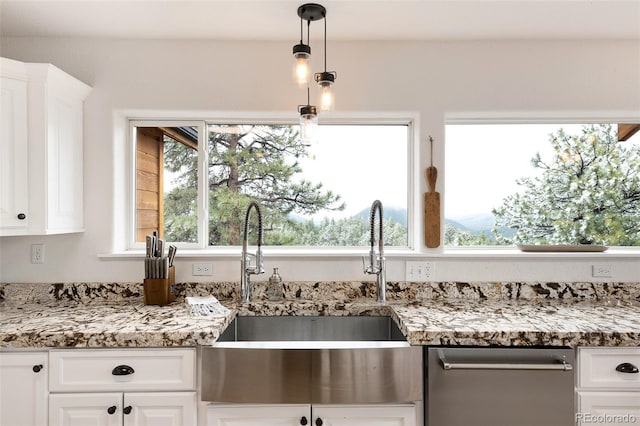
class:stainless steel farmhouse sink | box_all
[201,316,423,404]
[217,315,407,343]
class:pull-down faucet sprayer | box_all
[363,200,386,303]
[241,201,264,303]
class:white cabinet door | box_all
[0,71,29,232]
[0,58,91,236]
[206,404,311,426]
[49,393,122,426]
[577,391,640,426]
[312,405,417,426]
[124,392,197,426]
[0,352,48,426]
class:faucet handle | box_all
[255,249,265,275]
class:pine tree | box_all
[163,125,345,245]
[493,124,640,245]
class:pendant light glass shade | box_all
[299,104,318,143]
[316,71,336,111]
[292,44,311,87]
[320,84,334,111]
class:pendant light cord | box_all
[323,16,327,72]
[299,16,303,44]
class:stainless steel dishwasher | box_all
[426,347,575,426]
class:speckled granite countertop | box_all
[1,281,639,348]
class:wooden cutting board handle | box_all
[426,167,437,193]
[424,137,440,248]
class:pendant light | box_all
[314,13,337,111]
[298,87,318,143]
[293,3,336,141]
[292,17,311,87]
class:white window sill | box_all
[98,246,640,260]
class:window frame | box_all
[126,113,418,253]
[128,120,208,251]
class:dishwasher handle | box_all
[438,349,573,371]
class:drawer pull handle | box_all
[107,406,116,415]
[17,213,26,220]
[315,419,323,426]
[616,362,639,374]
[300,417,308,425]
[112,365,135,376]
[32,364,43,373]
[123,406,132,415]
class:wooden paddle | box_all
[424,136,441,248]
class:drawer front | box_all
[578,348,640,390]
[49,348,195,392]
[577,391,640,425]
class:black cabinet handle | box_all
[112,365,135,376]
[300,416,308,425]
[315,418,323,426]
[17,213,26,220]
[107,406,116,415]
[32,364,43,373]
[616,362,639,374]
[123,406,132,415]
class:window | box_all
[131,120,410,249]
[445,122,640,247]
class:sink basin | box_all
[217,315,407,344]
[202,316,423,404]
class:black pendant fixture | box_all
[293,3,337,141]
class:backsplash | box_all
[0,281,638,304]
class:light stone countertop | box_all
[1,282,638,348]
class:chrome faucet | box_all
[363,200,386,303]
[241,201,264,303]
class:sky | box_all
[445,123,640,219]
[295,124,408,221]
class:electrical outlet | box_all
[592,264,612,278]
[192,262,213,276]
[31,244,44,264]
[406,261,435,281]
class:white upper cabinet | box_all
[0,58,29,232]
[0,57,91,236]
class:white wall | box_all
[0,37,639,283]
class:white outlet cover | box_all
[192,262,213,276]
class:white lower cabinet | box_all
[205,404,417,426]
[205,404,311,426]
[576,347,640,426]
[577,392,640,425]
[50,392,197,426]
[0,351,48,426]
[313,405,417,425]
[48,348,197,426]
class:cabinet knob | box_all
[300,416,308,425]
[32,364,43,373]
[107,406,117,415]
[112,365,135,376]
[315,418,323,426]
[123,406,132,415]
[17,213,26,220]
[616,362,639,374]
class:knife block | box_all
[143,266,176,305]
